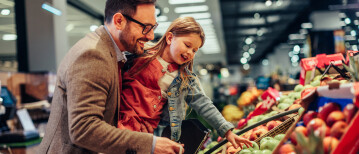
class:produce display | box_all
[278,102,358,154]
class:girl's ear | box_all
[113,13,126,30]
[166,32,173,45]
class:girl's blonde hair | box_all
[129,16,205,90]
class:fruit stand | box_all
[197,52,359,154]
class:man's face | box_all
[119,4,156,55]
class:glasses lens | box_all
[143,23,158,34]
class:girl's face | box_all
[162,33,202,65]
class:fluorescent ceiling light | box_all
[1,9,10,16]
[174,5,209,13]
[196,19,213,25]
[2,34,17,41]
[90,25,98,32]
[180,12,211,19]
[157,16,168,22]
[169,0,206,5]
[201,49,220,54]
[265,0,272,7]
[66,24,74,32]
[289,34,305,40]
[42,3,62,16]
[301,23,313,29]
[262,59,269,66]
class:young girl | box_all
[119,17,251,149]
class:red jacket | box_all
[118,57,168,132]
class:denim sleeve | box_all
[185,78,234,137]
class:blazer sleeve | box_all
[65,49,153,153]
[185,77,234,137]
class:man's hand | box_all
[140,121,154,133]
[154,137,184,154]
[225,130,252,149]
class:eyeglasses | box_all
[123,14,158,35]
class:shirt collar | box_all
[104,25,127,63]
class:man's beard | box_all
[119,26,144,55]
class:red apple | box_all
[323,136,339,154]
[290,126,308,145]
[306,118,326,136]
[330,121,348,139]
[302,111,318,126]
[279,144,296,154]
[266,121,282,131]
[318,103,341,121]
[249,128,268,141]
[326,111,345,127]
[343,103,358,123]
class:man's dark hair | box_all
[105,0,156,23]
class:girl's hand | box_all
[225,130,252,149]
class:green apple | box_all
[279,95,288,103]
[278,103,291,110]
[260,137,273,145]
[303,85,313,89]
[313,75,322,82]
[268,111,279,116]
[261,149,272,154]
[260,139,279,151]
[252,150,261,154]
[298,107,305,115]
[282,98,294,105]
[239,149,252,154]
[274,134,285,141]
[294,92,301,100]
[294,84,304,92]
[310,80,320,87]
[242,141,259,151]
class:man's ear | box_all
[166,32,173,45]
[113,13,126,30]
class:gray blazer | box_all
[38,26,153,154]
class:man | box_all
[38,0,183,153]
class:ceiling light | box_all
[288,51,294,57]
[265,0,272,7]
[169,0,206,5]
[293,45,300,53]
[262,59,269,66]
[354,20,359,25]
[276,0,283,6]
[257,30,264,36]
[90,25,98,32]
[301,23,313,29]
[345,18,351,24]
[201,49,220,54]
[66,24,74,32]
[243,52,250,58]
[174,5,208,13]
[157,16,168,22]
[240,58,247,64]
[163,7,169,13]
[291,55,299,62]
[243,64,250,70]
[249,48,255,54]
[300,29,308,34]
[292,62,299,67]
[339,13,347,18]
[289,34,305,40]
[351,30,357,36]
[2,34,17,41]
[195,19,213,25]
[221,68,230,78]
[245,38,253,44]
[42,3,62,16]
[254,13,260,19]
[352,45,358,51]
[180,12,211,19]
[199,69,208,76]
[1,9,10,16]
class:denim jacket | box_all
[160,72,234,141]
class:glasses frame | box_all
[123,14,158,35]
